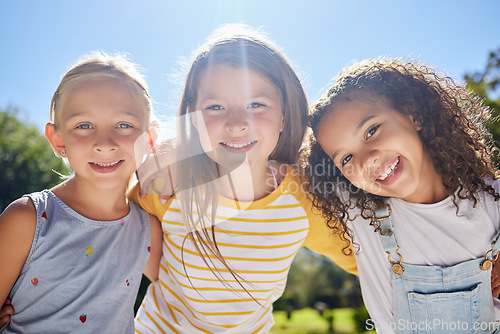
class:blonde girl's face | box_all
[53,79,149,190]
[192,64,283,169]
[317,99,442,204]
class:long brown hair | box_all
[304,57,499,250]
[175,24,308,292]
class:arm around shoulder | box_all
[0,198,37,305]
[303,207,358,276]
[143,214,163,282]
[287,172,358,275]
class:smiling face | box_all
[192,64,283,169]
[52,79,149,190]
[316,98,444,203]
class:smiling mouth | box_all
[220,141,257,149]
[376,156,400,181]
[92,160,122,167]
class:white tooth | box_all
[96,161,119,167]
[378,158,399,181]
[224,141,254,148]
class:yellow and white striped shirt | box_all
[131,166,357,334]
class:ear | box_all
[280,114,284,133]
[146,124,158,150]
[45,122,66,156]
[409,115,422,131]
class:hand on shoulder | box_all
[136,138,177,199]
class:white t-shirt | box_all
[349,180,500,333]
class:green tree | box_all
[0,107,67,211]
[273,248,361,314]
[464,47,500,144]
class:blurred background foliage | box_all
[1,47,499,333]
[0,107,66,211]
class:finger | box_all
[0,305,14,327]
[492,276,500,289]
[492,275,500,297]
[493,285,500,298]
[152,177,167,195]
[0,315,11,328]
[492,267,499,282]
[136,153,162,185]
[160,195,169,205]
[0,299,12,316]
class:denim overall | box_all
[375,202,500,334]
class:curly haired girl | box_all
[305,57,500,333]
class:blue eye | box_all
[248,102,265,109]
[366,124,380,139]
[341,154,352,167]
[206,105,223,111]
[76,124,92,129]
[117,123,133,129]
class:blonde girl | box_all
[0,52,162,333]
[130,24,357,333]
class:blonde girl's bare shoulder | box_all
[0,197,37,244]
[0,197,37,304]
[1,197,37,226]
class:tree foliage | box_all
[0,107,66,211]
[273,248,362,313]
[465,47,500,145]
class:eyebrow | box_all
[197,93,277,104]
[358,115,376,130]
[65,111,142,121]
[330,114,377,163]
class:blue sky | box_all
[1,0,499,133]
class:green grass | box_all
[271,308,376,334]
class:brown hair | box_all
[175,24,308,294]
[304,57,499,251]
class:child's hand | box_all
[0,298,13,328]
[492,258,500,298]
[137,138,177,201]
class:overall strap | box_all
[375,199,404,275]
[374,202,398,252]
[491,228,500,254]
[480,227,500,271]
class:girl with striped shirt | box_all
[130,24,357,333]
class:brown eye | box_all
[341,154,352,167]
[366,124,380,139]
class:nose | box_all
[360,148,381,172]
[94,130,118,153]
[224,107,248,132]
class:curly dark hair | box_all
[303,57,499,253]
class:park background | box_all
[1,1,499,333]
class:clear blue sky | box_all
[1,0,499,133]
